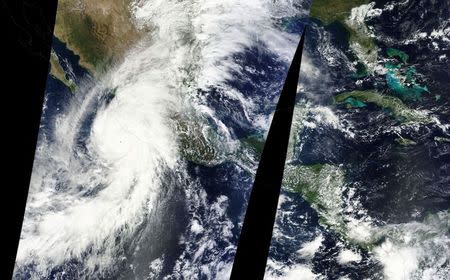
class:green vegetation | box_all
[310,0,369,24]
[334,90,432,123]
[353,62,369,78]
[176,119,223,165]
[283,164,346,226]
[395,137,417,146]
[310,0,377,72]
[387,48,409,63]
[240,134,265,156]
[284,163,387,250]
[345,20,376,52]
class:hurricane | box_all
[13,0,450,279]
[14,0,309,278]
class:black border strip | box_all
[3,0,58,278]
[230,29,306,279]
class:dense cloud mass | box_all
[13,0,450,279]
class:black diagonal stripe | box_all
[3,0,58,278]
[230,28,306,279]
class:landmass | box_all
[283,164,334,209]
[333,90,432,123]
[395,137,417,146]
[284,162,450,256]
[310,0,369,25]
[53,0,145,76]
[310,0,377,71]
[282,163,377,246]
[49,50,76,92]
[240,135,265,156]
[386,48,409,63]
[176,118,225,166]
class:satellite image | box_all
[13,0,449,279]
